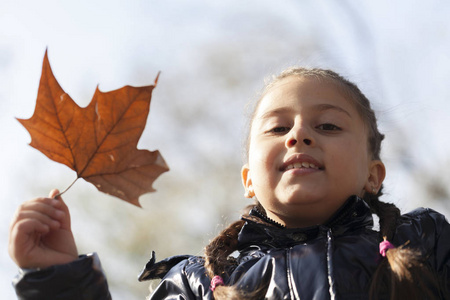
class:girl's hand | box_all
[8,189,78,269]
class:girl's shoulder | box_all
[399,207,449,231]
[139,253,213,299]
[395,207,450,264]
[138,251,205,282]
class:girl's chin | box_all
[278,190,328,205]
[274,194,348,215]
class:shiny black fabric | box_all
[141,196,450,299]
[13,197,450,299]
[13,253,111,300]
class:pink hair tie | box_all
[379,239,395,257]
[210,275,224,292]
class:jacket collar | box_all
[238,196,374,249]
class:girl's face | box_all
[242,77,385,228]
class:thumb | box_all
[49,189,62,200]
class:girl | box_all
[9,68,450,299]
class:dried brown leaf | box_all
[18,51,169,206]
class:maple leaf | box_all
[18,51,169,206]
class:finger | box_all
[14,209,62,229]
[19,196,62,208]
[48,189,71,229]
[16,200,66,222]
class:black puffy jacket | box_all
[13,196,450,299]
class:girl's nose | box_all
[286,138,312,147]
[286,125,313,147]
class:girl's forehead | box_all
[255,76,356,116]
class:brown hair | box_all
[204,67,437,299]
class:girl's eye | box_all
[268,126,290,134]
[317,123,341,131]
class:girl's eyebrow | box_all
[313,103,352,118]
[258,108,292,120]
[259,104,352,120]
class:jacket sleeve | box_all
[13,253,111,300]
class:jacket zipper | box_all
[253,207,285,228]
[326,229,336,300]
[286,247,300,300]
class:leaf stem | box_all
[54,178,79,198]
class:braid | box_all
[204,205,269,300]
[365,186,399,241]
[204,209,248,300]
[204,219,245,279]
[366,189,438,299]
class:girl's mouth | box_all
[285,162,320,170]
[280,154,324,172]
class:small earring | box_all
[244,187,255,198]
[372,187,377,194]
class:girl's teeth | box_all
[286,162,319,170]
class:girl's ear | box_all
[241,164,255,198]
[364,160,386,194]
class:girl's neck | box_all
[263,196,356,228]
